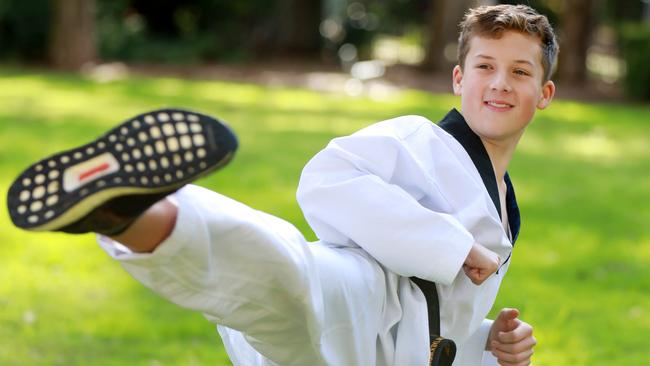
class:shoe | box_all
[7,108,238,235]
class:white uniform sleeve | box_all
[453,318,495,366]
[478,319,499,366]
[296,127,474,285]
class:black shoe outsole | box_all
[7,108,238,232]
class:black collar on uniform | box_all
[437,108,520,244]
[413,109,522,345]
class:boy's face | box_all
[452,30,555,145]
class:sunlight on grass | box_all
[562,130,622,159]
[520,114,649,162]
[1,68,649,365]
[546,101,604,124]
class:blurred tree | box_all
[558,0,598,84]
[274,0,322,55]
[341,1,380,60]
[50,0,97,70]
[95,0,322,62]
[618,22,650,100]
[249,0,322,58]
[422,0,496,72]
[96,0,276,63]
[603,0,645,23]
[0,0,51,61]
[422,0,448,71]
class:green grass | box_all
[1,67,649,365]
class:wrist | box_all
[481,319,496,351]
[464,242,479,265]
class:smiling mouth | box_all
[484,101,514,109]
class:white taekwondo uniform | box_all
[98,109,520,366]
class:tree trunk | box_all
[50,0,96,70]
[275,0,322,55]
[422,0,447,71]
[559,0,595,84]
[422,0,494,72]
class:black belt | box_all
[411,277,456,366]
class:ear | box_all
[537,80,555,110]
[452,65,463,96]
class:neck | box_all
[480,134,522,182]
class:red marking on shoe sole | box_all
[78,163,110,181]
[63,153,119,192]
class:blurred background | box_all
[1,0,650,99]
[1,0,649,365]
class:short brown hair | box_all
[457,4,559,82]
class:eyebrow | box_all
[475,54,534,67]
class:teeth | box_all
[487,101,511,108]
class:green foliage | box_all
[97,0,272,63]
[0,0,51,61]
[603,0,645,24]
[618,23,650,100]
[0,68,649,365]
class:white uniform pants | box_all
[98,185,499,366]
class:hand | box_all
[487,308,537,366]
[463,242,500,285]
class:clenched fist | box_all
[487,308,536,366]
[463,242,500,285]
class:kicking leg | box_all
[100,184,329,366]
[99,184,386,366]
[110,198,178,253]
[6,109,336,365]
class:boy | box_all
[7,4,557,366]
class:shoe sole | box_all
[7,108,238,232]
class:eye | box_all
[476,64,492,70]
[514,69,530,76]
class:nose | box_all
[489,72,512,93]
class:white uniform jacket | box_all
[296,108,521,365]
[99,109,520,366]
